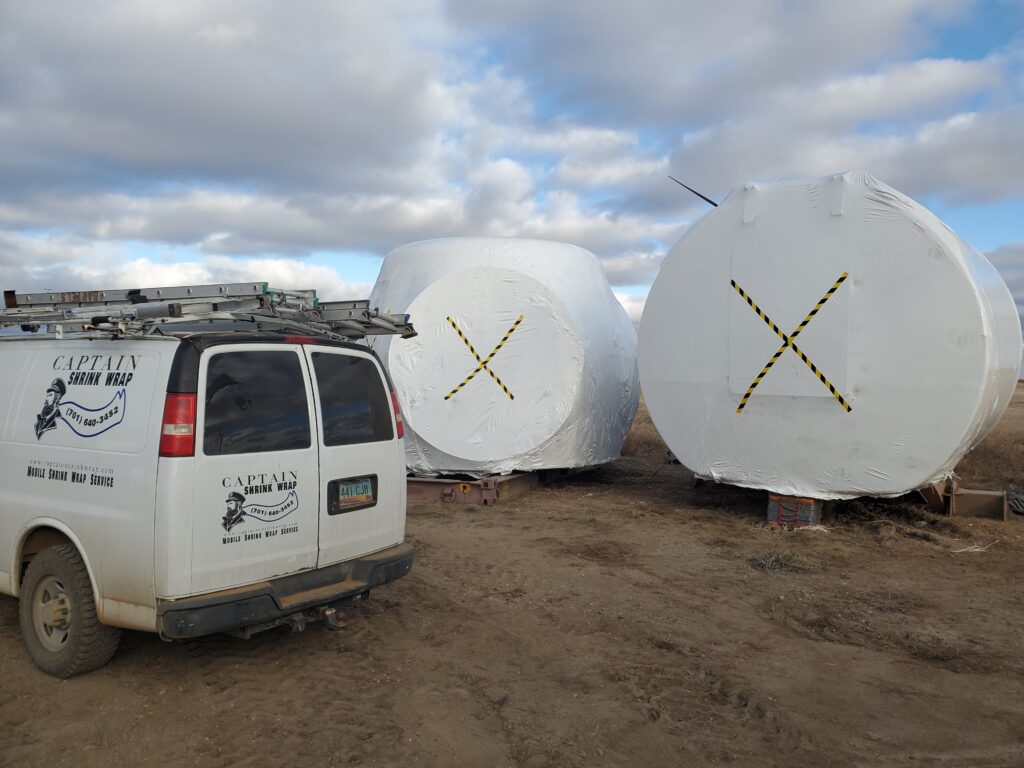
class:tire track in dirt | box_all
[400,507,830,767]
[3,391,1024,767]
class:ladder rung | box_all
[4,283,271,309]
[319,300,370,312]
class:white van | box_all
[0,284,415,677]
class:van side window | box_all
[311,353,394,445]
[203,351,311,455]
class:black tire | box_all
[18,543,121,678]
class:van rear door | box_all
[191,344,319,593]
[305,346,406,566]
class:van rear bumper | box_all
[156,543,414,640]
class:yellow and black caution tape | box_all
[444,314,524,401]
[731,273,851,414]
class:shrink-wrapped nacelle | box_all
[370,238,638,476]
[640,172,1022,500]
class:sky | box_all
[1,0,1023,326]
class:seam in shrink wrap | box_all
[639,171,1022,500]
[369,237,639,477]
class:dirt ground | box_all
[2,387,1023,768]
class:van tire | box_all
[18,544,121,678]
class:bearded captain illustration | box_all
[35,378,66,439]
[223,491,246,531]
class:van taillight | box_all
[390,389,404,439]
[160,394,197,457]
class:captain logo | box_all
[34,378,65,439]
[221,487,300,533]
[34,376,127,440]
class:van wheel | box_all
[18,544,121,678]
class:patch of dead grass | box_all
[749,552,815,573]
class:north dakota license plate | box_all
[327,475,377,515]
[338,477,374,506]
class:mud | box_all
[2,387,1023,767]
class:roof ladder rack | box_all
[0,282,416,341]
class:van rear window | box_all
[311,352,393,445]
[203,351,311,455]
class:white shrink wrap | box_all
[369,238,639,476]
[640,171,1022,500]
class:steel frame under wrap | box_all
[406,469,583,506]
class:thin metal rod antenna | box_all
[668,176,718,208]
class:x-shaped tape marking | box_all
[444,315,524,401]
[731,273,851,414]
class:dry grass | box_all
[749,552,815,573]
[619,395,665,460]
[623,383,1024,492]
[953,382,1024,491]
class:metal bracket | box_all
[918,478,1010,521]
[321,606,346,631]
[407,472,541,506]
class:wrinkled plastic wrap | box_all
[639,171,1022,500]
[369,238,639,476]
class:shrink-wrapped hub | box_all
[640,172,1022,500]
[370,238,638,476]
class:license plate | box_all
[337,477,374,507]
[328,474,377,515]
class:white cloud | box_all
[108,257,373,302]
[194,22,256,46]
[446,0,972,123]
[465,158,535,227]
[0,230,372,301]
[599,250,664,286]
[0,182,683,282]
[613,291,646,324]
[0,0,1021,315]
[515,124,635,156]
[514,191,682,256]
[788,58,1001,125]
[0,2,452,194]
[555,155,668,188]
[987,242,1024,318]
[666,105,1024,205]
